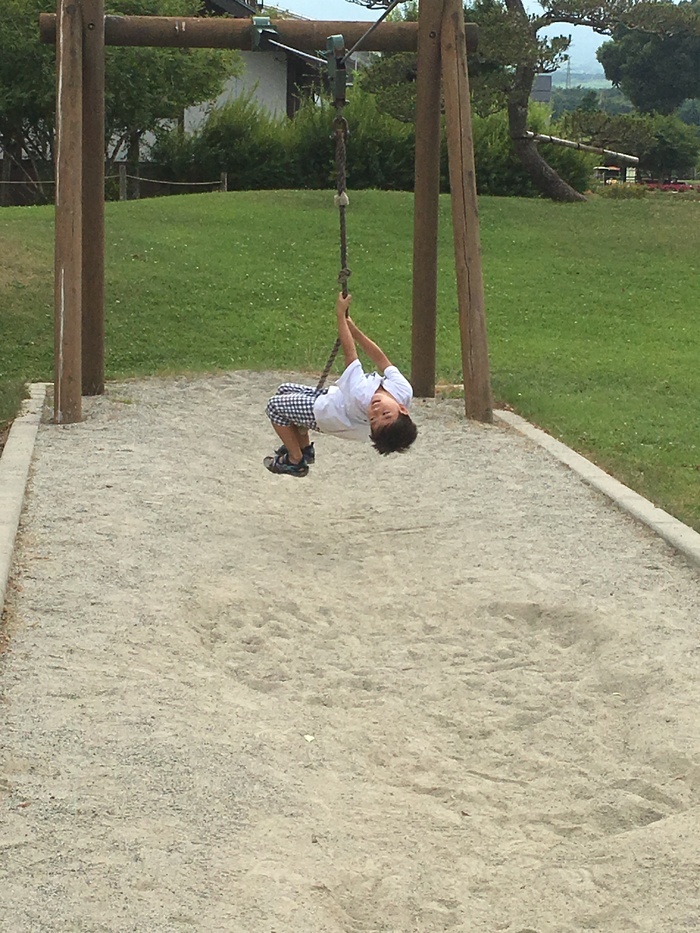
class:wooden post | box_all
[441,0,492,423]
[54,0,83,424]
[38,9,480,412]
[0,151,11,208]
[220,171,227,192]
[81,0,105,396]
[128,131,140,199]
[411,0,445,398]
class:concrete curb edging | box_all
[0,383,48,615]
[495,408,700,569]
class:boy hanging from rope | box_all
[263,292,418,477]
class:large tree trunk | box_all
[508,62,587,202]
[502,0,586,202]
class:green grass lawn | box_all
[1,190,698,531]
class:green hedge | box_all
[148,89,594,197]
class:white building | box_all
[186,2,367,128]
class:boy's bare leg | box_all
[285,426,311,453]
[272,424,303,463]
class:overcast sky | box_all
[275,1,605,70]
[277,2,378,20]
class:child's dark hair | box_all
[371,413,418,455]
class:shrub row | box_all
[148,89,594,197]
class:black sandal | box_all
[274,442,315,465]
[263,451,309,477]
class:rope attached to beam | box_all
[314,0,402,392]
[341,0,404,64]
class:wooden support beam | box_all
[411,0,445,398]
[39,7,482,418]
[441,0,493,423]
[40,14,478,53]
[54,0,83,424]
[81,0,105,396]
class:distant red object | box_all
[646,182,699,192]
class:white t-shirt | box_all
[313,359,413,442]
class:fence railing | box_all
[113,165,228,199]
[0,162,228,206]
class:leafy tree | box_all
[550,85,633,119]
[466,0,645,202]
[348,0,700,201]
[597,1,700,114]
[561,108,700,179]
[598,86,635,115]
[0,0,239,199]
[0,0,57,194]
[360,53,418,122]
[643,114,700,178]
[349,0,603,200]
[677,98,700,127]
[551,87,598,120]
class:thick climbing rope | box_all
[315,0,403,391]
[315,104,351,391]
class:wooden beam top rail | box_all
[39,14,477,53]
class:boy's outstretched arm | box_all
[346,316,391,372]
[337,292,358,367]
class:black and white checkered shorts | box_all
[266,383,327,430]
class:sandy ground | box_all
[1,371,700,933]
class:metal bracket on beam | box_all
[251,15,276,51]
[325,34,348,105]
[251,15,327,65]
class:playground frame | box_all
[40,0,492,425]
